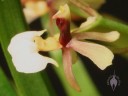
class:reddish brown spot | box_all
[46,0,56,14]
[56,18,72,47]
[46,0,53,7]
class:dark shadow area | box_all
[79,53,128,96]
[100,0,128,22]
[45,65,67,96]
[0,45,13,80]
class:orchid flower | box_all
[52,4,119,91]
[22,0,105,23]
[22,0,49,23]
[8,30,61,73]
[8,4,120,91]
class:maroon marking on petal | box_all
[46,0,53,7]
[56,18,72,47]
[46,0,56,14]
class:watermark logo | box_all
[107,70,120,91]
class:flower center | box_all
[56,18,72,47]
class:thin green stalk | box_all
[0,0,56,96]
[98,17,128,48]
[70,4,89,18]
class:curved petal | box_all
[12,53,58,73]
[23,1,49,23]
[34,36,62,51]
[73,31,120,42]
[62,48,80,91]
[80,16,96,28]
[8,30,58,73]
[67,39,114,70]
[52,4,70,20]
[8,30,46,56]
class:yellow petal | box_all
[73,31,120,42]
[52,4,70,20]
[34,36,62,51]
[23,1,49,23]
[67,39,114,70]
[80,16,97,28]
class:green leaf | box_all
[0,0,56,96]
[0,67,17,96]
